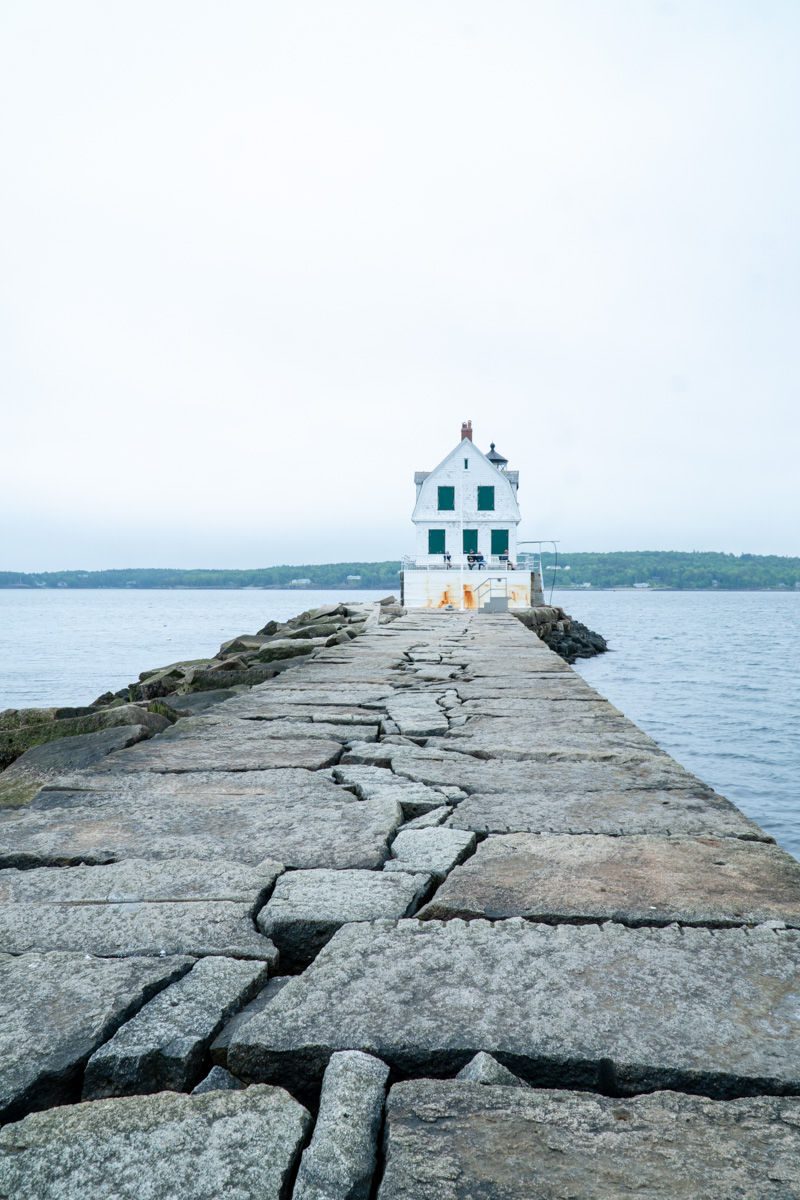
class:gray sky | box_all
[1,0,798,570]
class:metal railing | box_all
[473,576,509,605]
[518,540,559,605]
[401,555,524,572]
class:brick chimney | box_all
[461,419,473,442]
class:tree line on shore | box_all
[538,551,800,591]
[1,551,799,591]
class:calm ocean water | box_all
[0,589,387,709]
[557,589,800,859]
[0,587,797,857]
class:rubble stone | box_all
[293,1051,389,1200]
[455,1051,529,1087]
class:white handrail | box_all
[401,556,521,572]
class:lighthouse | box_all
[401,421,536,610]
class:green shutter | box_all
[437,486,455,511]
[477,486,495,511]
[428,529,446,554]
[491,529,509,555]
[462,529,478,554]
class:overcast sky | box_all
[1,1,798,570]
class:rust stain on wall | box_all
[410,572,532,609]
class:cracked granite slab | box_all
[454,677,603,701]
[377,1081,800,1199]
[458,704,629,724]
[384,747,722,797]
[83,956,270,1098]
[0,899,277,960]
[384,828,476,881]
[258,869,431,967]
[445,786,768,839]
[427,716,666,760]
[333,764,451,817]
[0,857,281,905]
[164,713,380,743]
[0,857,282,958]
[0,951,191,1122]
[228,919,800,1098]
[241,685,392,707]
[218,700,384,724]
[385,695,449,737]
[273,667,408,685]
[95,728,344,772]
[0,1086,310,1200]
[420,833,800,926]
[0,770,402,869]
[462,658,570,675]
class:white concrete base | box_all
[401,570,533,611]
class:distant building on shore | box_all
[401,420,541,611]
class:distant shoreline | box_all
[2,551,799,593]
[2,585,799,594]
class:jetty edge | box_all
[0,605,798,1198]
[0,598,397,806]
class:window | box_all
[437,486,455,511]
[428,529,446,554]
[477,485,495,511]
[491,529,509,556]
[463,529,478,554]
[464,458,469,469]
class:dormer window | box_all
[438,486,455,511]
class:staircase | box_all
[474,577,510,612]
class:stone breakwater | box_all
[1,607,800,1197]
[0,598,399,807]
[513,604,608,662]
[0,598,605,807]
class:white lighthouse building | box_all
[401,420,539,610]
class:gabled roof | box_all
[417,434,505,481]
[412,435,520,521]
